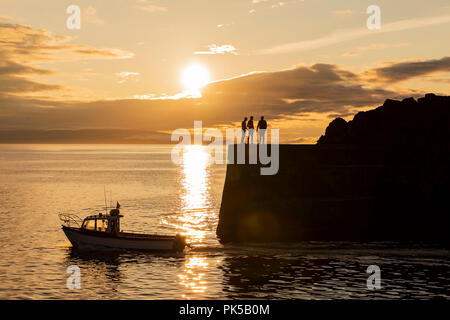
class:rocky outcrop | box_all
[317,93,450,147]
[216,94,450,243]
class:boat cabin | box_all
[59,203,187,251]
[81,208,122,234]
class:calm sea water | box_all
[0,144,448,299]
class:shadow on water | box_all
[217,243,450,299]
[218,254,357,299]
[63,247,187,298]
[59,242,449,299]
[65,247,187,268]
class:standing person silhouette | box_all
[257,116,268,144]
[247,116,254,144]
[241,117,248,144]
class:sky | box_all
[0,0,449,143]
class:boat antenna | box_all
[104,186,108,215]
[109,190,113,208]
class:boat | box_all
[59,202,187,252]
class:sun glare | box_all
[181,64,210,93]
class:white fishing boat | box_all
[59,202,186,252]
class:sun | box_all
[181,64,210,93]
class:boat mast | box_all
[104,186,108,215]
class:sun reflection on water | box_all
[177,145,212,244]
[175,145,214,296]
[178,256,209,296]
[181,145,209,210]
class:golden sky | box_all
[0,0,449,143]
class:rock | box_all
[317,94,450,148]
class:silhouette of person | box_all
[241,117,248,144]
[247,116,254,144]
[257,116,268,144]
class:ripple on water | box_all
[0,145,449,299]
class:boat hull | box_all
[62,226,185,251]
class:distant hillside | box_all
[0,129,169,144]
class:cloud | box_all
[271,2,286,8]
[251,0,286,9]
[0,14,12,21]
[425,77,450,83]
[73,48,133,59]
[343,42,409,57]
[1,21,440,142]
[194,44,237,55]
[84,6,105,25]
[0,52,61,95]
[200,63,394,118]
[0,60,53,76]
[332,10,355,15]
[116,71,140,84]
[287,137,307,144]
[259,13,450,55]
[0,62,399,134]
[0,23,134,63]
[0,22,134,98]
[134,5,168,12]
[133,1,168,13]
[366,57,450,82]
[0,76,62,94]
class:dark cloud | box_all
[0,63,397,135]
[0,21,440,143]
[368,56,450,82]
[0,23,133,63]
[0,22,133,99]
[0,60,59,93]
[0,77,62,93]
[0,60,53,76]
[200,63,394,118]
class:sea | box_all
[0,144,448,299]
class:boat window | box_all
[97,219,108,232]
[83,219,96,231]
